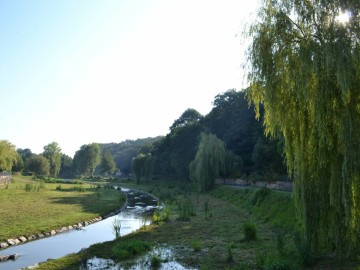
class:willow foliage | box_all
[189,133,226,192]
[247,0,360,257]
[0,140,18,172]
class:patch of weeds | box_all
[251,187,271,206]
[159,190,176,202]
[56,185,62,191]
[150,255,162,269]
[177,197,196,221]
[256,254,291,270]
[24,183,33,192]
[190,240,202,252]
[112,240,151,261]
[227,242,234,262]
[242,221,257,241]
[204,199,212,219]
[153,204,170,223]
[112,218,121,238]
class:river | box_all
[0,187,158,270]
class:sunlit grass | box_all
[0,176,124,241]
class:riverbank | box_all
[0,176,125,244]
[17,180,360,269]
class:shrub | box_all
[243,221,257,241]
[112,240,150,261]
[150,255,161,269]
[251,187,271,206]
[153,204,170,223]
[190,240,202,252]
[24,183,33,192]
[177,198,196,221]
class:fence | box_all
[0,172,12,184]
[215,178,293,192]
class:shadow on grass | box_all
[49,188,123,215]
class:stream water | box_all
[0,188,158,270]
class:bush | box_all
[190,240,202,252]
[153,204,170,223]
[24,183,33,192]
[243,221,257,241]
[150,255,161,269]
[251,187,271,206]
[177,197,196,221]
[227,243,233,262]
[112,240,150,261]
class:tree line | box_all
[0,141,117,178]
[131,89,287,187]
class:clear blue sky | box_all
[0,0,259,157]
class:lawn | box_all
[0,176,124,242]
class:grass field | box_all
[0,176,125,241]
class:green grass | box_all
[0,175,125,241]
[21,181,360,270]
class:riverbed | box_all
[0,188,158,270]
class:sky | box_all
[0,0,259,157]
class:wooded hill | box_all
[106,89,287,182]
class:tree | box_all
[12,153,24,173]
[17,148,32,164]
[59,154,74,179]
[0,140,18,172]
[73,143,101,177]
[189,133,226,192]
[100,149,117,175]
[170,108,204,131]
[204,89,264,174]
[26,154,50,176]
[131,153,154,184]
[247,0,360,257]
[43,142,62,178]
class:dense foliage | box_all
[189,133,226,192]
[138,89,286,182]
[43,142,62,178]
[100,149,117,175]
[73,143,101,177]
[100,137,162,175]
[26,154,50,176]
[247,0,360,257]
[0,140,19,172]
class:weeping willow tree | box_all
[246,0,360,257]
[0,140,18,172]
[189,133,226,192]
[131,153,155,184]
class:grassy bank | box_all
[15,181,360,269]
[0,176,125,242]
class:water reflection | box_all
[82,246,197,270]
